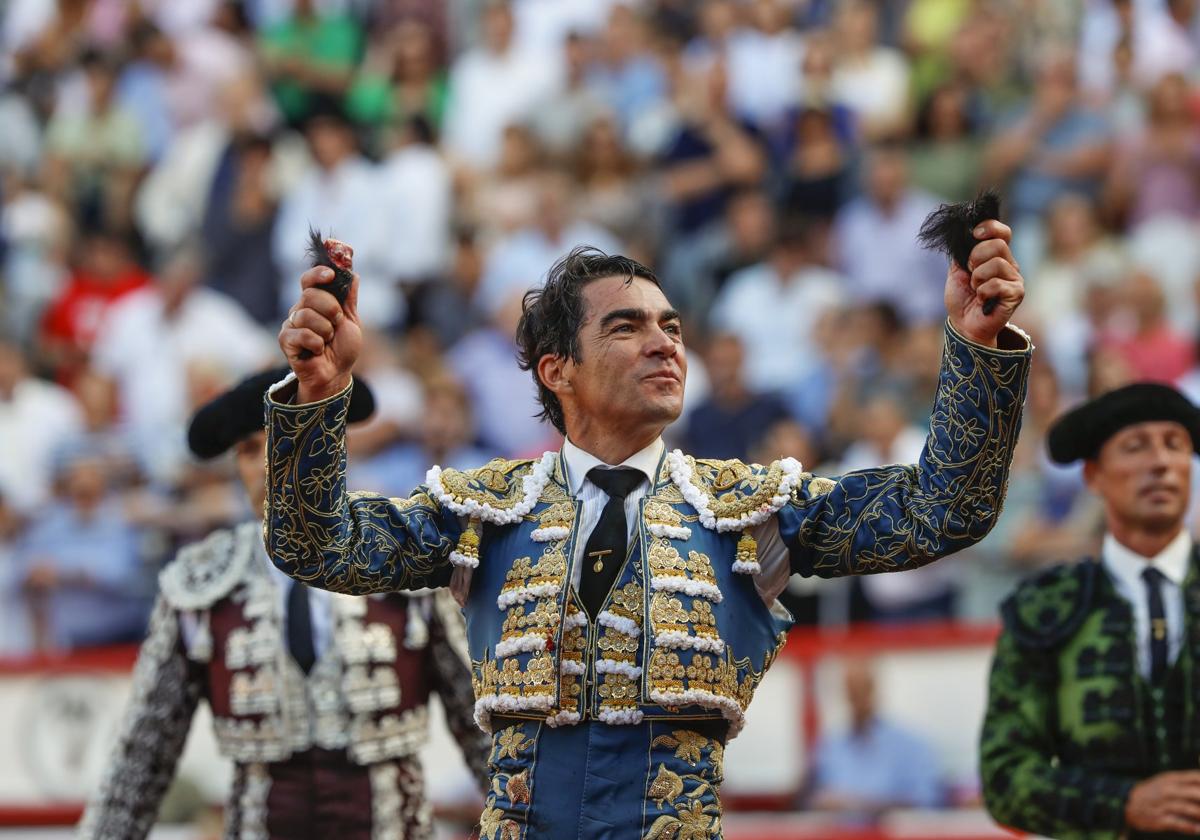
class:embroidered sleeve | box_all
[77,597,204,840]
[779,321,1031,578]
[264,381,462,594]
[427,591,491,789]
[979,630,1133,839]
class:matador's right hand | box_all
[278,265,363,403]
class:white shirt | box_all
[1103,530,1191,681]
[710,261,846,390]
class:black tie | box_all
[579,467,644,618]
[287,579,317,674]
[1142,567,1169,684]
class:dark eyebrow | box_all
[599,308,682,329]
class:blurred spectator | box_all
[807,656,944,818]
[532,32,607,157]
[662,186,775,321]
[467,123,544,238]
[724,0,803,127]
[347,20,448,133]
[1105,73,1200,230]
[1099,269,1195,383]
[983,46,1111,227]
[272,96,399,327]
[0,492,32,656]
[258,0,363,127]
[571,114,647,244]
[0,339,84,516]
[711,213,845,390]
[200,130,282,326]
[0,180,70,343]
[442,0,559,170]
[833,144,946,324]
[448,289,554,457]
[908,82,983,203]
[681,333,790,461]
[779,105,854,221]
[829,0,912,141]
[134,72,278,255]
[477,171,620,314]
[352,376,492,498]
[16,448,149,651]
[378,115,453,291]
[38,225,150,385]
[89,241,274,483]
[42,49,147,228]
[658,56,767,255]
[586,5,669,137]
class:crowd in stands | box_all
[2,0,1199,663]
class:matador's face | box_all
[1086,421,1192,534]
[560,276,688,437]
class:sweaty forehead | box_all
[581,275,673,319]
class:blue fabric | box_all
[483,717,728,840]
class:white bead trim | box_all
[473,693,554,733]
[595,659,642,679]
[449,551,479,569]
[495,633,548,658]
[654,629,725,654]
[545,710,581,727]
[666,450,803,532]
[648,688,745,736]
[560,659,585,676]
[731,559,761,575]
[597,708,644,725]
[597,611,641,637]
[562,611,588,631]
[530,526,571,542]
[427,452,557,525]
[496,582,560,610]
[647,523,691,540]
[650,575,723,603]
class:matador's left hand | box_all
[945,219,1024,348]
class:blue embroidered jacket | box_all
[263,322,1031,839]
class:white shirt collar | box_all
[1103,529,1193,589]
[561,437,664,496]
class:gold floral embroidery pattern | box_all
[643,727,725,840]
[264,390,458,594]
[480,722,538,840]
[440,459,536,510]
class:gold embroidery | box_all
[688,458,787,521]
[537,502,575,529]
[494,726,534,761]
[647,542,717,587]
[644,500,683,527]
[647,764,685,807]
[651,730,708,765]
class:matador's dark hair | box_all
[516,246,661,434]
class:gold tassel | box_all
[736,531,757,566]
[455,518,481,566]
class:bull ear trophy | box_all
[917,189,1002,316]
[295,228,356,360]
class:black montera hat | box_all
[187,367,374,460]
[1046,382,1200,464]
